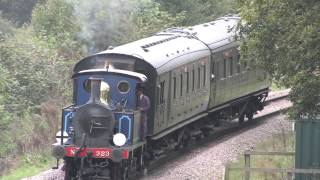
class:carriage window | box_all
[203,64,206,87]
[198,67,201,88]
[212,62,215,76]
[236,54,241,73]
[180,74,183,96]
[216,61,220,78]
[173,77,177,99]
[223,58,227,78]
[186,71,189,93]
[230,57,233,76]
[192,69,195,91]
[160,81,165,104]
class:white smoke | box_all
[67,0,139,53]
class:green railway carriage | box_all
[56,15,271,179]
[74,16,270,140]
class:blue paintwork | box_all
[74,73,138,110]
[114,112,135,145]
[72,72,140,145]
[62,107,74,135]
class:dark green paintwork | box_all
[295,117,320,180]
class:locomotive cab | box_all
[53,68,147,170]
[66,68,147,145]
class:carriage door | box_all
[155,73,169,132]
[209,53,218,108]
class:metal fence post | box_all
[245,152,251,180]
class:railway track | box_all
[140,89,291,180]
[23,89,291,180]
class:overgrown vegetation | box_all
[227,132,295,180]
[1,152,55,180]
[0,0,236,177]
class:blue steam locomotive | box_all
[52,16,270,179]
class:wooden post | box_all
[287,172,293,180]
[245,152,251,180]
[224,165,230,180]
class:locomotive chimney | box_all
[88,78,102,104]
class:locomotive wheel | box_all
[214,120,220,127]
[182,137,191,148]
[246,112,254,121]
[64,172,72,180]
[112,163,121,180]
[64,161,76,180]
[112,162,129,180]
[239,114,245,123]
[121,166,129,180]
[129,157,137,175]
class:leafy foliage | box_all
[31,0,83,58]
[0,0,79,158]
[130,0,185,41]
[156,0,237,26]
[0,17,15,39]
[0,64,15,157]
[0,27,73,158]
[0,0,39,26]
[238,0,320,118]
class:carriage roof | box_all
[74,16,240,74]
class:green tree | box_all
[0,0,80,156]
[156,0,236,26]
[0,26,75,158]
[0,0,42,26]
[238,0,320,118]
[0,16,15,39]
[129,0,185,42]
[0,64,15,156]
[31,0,83,58]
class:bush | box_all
[0,26,74,159]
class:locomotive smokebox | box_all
[72,78,115,147]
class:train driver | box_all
[136,86,150,141]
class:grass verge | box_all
[271,82,286,91]
[226,131,295,180]
[1,151,55,180]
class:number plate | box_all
[93,149,111,158]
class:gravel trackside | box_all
[141,113,291,180]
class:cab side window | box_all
[223,58,227,78]
[186,71,190,93]
[192,68,195,91]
